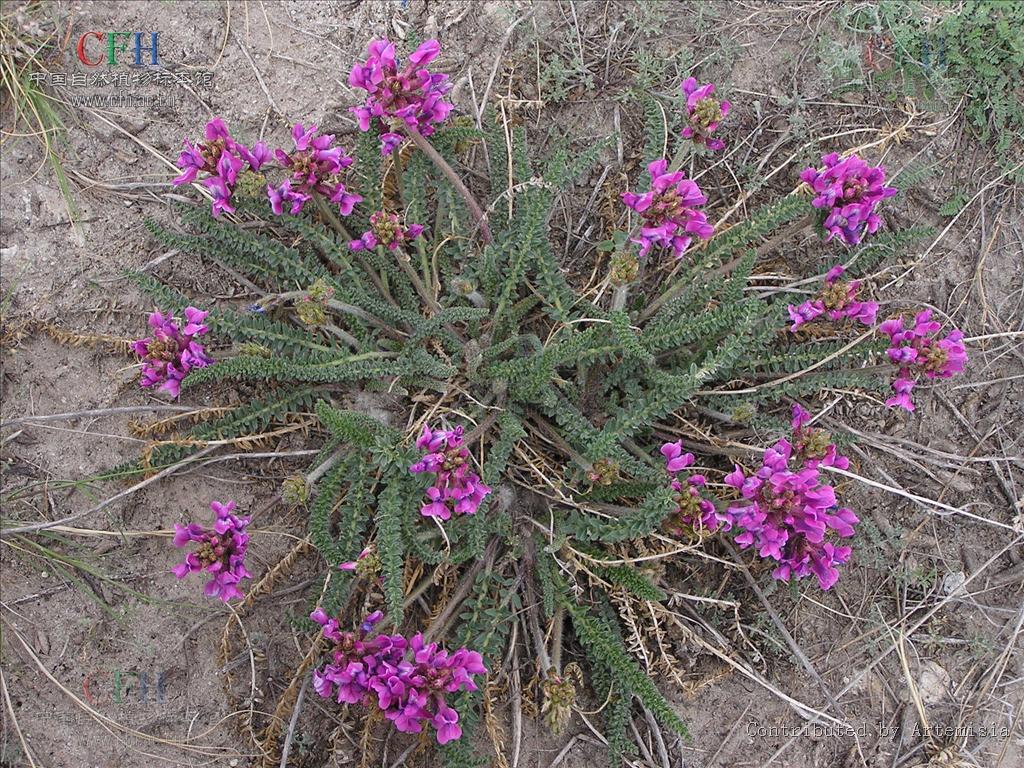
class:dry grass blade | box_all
[0,445,218,537]
[0,661,39,767]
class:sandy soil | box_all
[1,2,1021,767]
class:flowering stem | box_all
[322,323,360,349]
[422,540,499,641]
[416,238,435,300]
[526,411,592,473]
[637,212,815,325]
[610,257,645,312]
[262,291,405,342]
[403,124,492,244]
[404,573,439,607]
[314,196,398,308]
[313,195,354,240]
[324,300,403,339]
[611,284,629,311]
[463,388,507,447]
[390,245,442,314]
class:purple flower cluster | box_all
[350,211,425,251]
[172,500,251,602]
[787,264,879,332]
[879,310,967,412]
[680,77,731,151]
[660,442,728,537]
[268,123,362,217]
[409,425,491,520]
[800,152,897,246]
[621,159,714,259]
[133,307,213,398]
[723,406,857,590]
[310,609,486,744]
[173,118,271,216]
[349,39,453,155]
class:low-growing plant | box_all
[122,36,967,765]
[844,0,1024,152]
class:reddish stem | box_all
[402,124,492,244]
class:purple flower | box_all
[379,132,404,156]
[723,415,858,590]
[349,38,453,154]
[878,310,966,412]
[419,486,451,520]
[172,118,267,217]
[310,609,486,744]
[171,500,251,602]
[132,307,213,398]
[238,141,271,170]
[800,153,897,246]
[349,211,425,251]
[787,264,878,332]
[660,441,694,473]
[432,704,462,744]
[660,441,728,537]
[622,159,714,259]
[361,610,384,633]
[787,300,825,331]
[410,424,491,519]
[266,180,310,216]
[339,546,372,572]
[269,123,361,217]
[680,77,731,151]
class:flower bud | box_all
[281,475,309,507]
[609,251,639,286]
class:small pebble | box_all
[942,571,966,595]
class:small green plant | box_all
[846,0,1024,152]
[538,48,594,102]
[816,34,866,91]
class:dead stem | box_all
[0,445,219,537]
[276,672,311,768]
[422,539,499,641]
[724,541,847,718]
[521,536,553,676]
[0,404,198,429]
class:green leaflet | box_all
[376,478,407,625]
[564,597,690,740]
[596,564,667,602]
[314,400,400,447]
[564,485,675,544]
